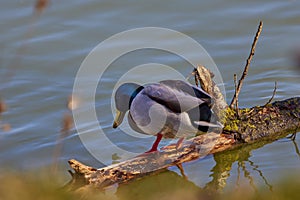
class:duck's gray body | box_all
[124,80,221,139]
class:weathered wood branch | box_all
[223,97,300,142]
[67,66,300,189]
[68,132,235,188]
[195,65,228,120]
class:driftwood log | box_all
[67,22,300,190]
[67,65,300,189]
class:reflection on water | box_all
[97,133,300,199]
[205,141,273,193]
[292,140,300,158]
[116,171,201,200]
[64,130,299,198]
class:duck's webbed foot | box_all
[176,137,184,149]
[161,137,185,151]
[135,133,163,157]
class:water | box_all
[0,0,300,193]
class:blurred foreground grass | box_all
[0,170,300,200]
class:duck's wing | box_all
[143,82,209,113]
[127,112,145,134]
[159,80,213,106]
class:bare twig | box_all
[193,68,200,87]
[233,74,239,117]
[230,21,263,108]
[233,74,237,109]
[264,81,277,106]
[287,133,297,141]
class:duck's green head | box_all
[113,83,144,128]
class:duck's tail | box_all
[193,120,223,129]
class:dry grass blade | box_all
[233,74,239,118]
[0,100,7,114]
[52,94,74,174]
[61,113,73,133]
[34,0,49,14]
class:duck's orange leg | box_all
[160,137,185,151]
[144,133,163,153]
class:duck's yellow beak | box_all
[113,109,125,128]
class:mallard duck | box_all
[113,80,222,153]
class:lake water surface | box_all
[0,0,300,194]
